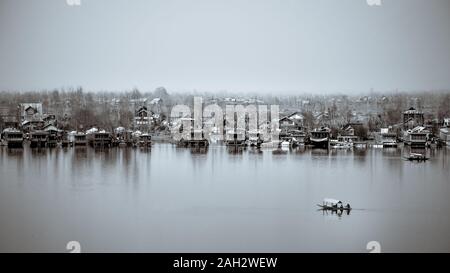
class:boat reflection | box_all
[319,208,351,218]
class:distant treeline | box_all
[0,88,449,132]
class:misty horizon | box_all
[1,86,450,99]
[1,0,450,93]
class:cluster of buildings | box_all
[1,94,449,151]
[170,105,450,150]
[0,99,167,148]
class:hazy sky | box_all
[0,0,450,94]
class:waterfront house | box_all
[21,118,45,132]
[20,103,43,121]
[134,105,152,131]
[279,112,304,131]
[43,113,57,126]
[380,128,398,148]
[0,106,20,131]
[279,113,306,146]
[149,97,163,114]
[403,107,424,130]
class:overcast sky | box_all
[0,0,449,94]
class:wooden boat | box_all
[317,198,352,211]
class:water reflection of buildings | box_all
[227,146,245,154]
[5,148,24,157]
[247,147,263,155]
[291,146,307,154]
[310,148,329,156]
[382,147,402,157]
[353,148,368,157]
[272,148,288,155]
[30,147,49,156]
[190,147,209,154]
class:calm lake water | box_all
[1,144,450,253]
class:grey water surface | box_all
[0,144,449,252]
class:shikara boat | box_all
[404,153,429,161]
[317,198,352,211]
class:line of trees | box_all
[1,88,449,133]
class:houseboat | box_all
[330,135,358,149]
[310,127,330,149]
[279,129,306,147]
[87,131,112,148]
[404,126,429,148]
[73,132,87,146]
[353,141,368,149]
[2,128,23,148]
[381,132,398,148]
[114,127,133,147]
[330,140,352,149]
[178,129,209,148]
[290,130,306,147]
[30,131,48,148]
[247,130,263,147]
[225,129,247,147]
[439,118,450,146]
[138,133,152,148]
[44,125,58,147]
[439,127,450,146]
